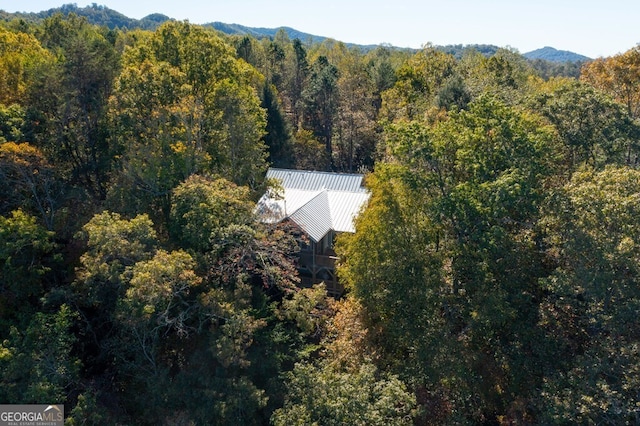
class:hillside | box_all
[1,3,589,61]
[1,7,640,425]
[0,3,170,30]
[0,4,347,44]
[524,46,591,62]
[437,44,502,58]
[205,22,326,44]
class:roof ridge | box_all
[288,188,329,217]
[288,189,332,242]
[323,188,369,195]
[268,167,365,178]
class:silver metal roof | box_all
[257,169,370,242]
[288,191,333,242]
[327,191,370,234]
[266,168,367,193]
[256,188,323,223]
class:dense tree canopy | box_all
[1,12,639,424]
[27,14,119,201]
[107,21,267,223]
[581,45,640,119]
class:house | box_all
[256,168,370,296]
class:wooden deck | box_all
[298,252,344,297]
[299,276,344,297]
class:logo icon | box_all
[45,405,63,414]
[0,404,64,426]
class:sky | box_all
[3,0,639,58]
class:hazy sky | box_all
[4,1,639,58]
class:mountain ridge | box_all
[523,46,590,62]
[1,3,591,61]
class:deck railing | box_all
[298,252,343,296]
[300,277,344,297]
[299,252,339,268]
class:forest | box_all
[1,10,640,425]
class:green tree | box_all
[107,59,206,219]
[0,104,25,143]
[169,174,254,252]
[302,55,339,169]
[365,46,398,113]
[536,166,640,424]
[90,170,314,423]
[121,249,202,341]
[333,49,378,172]
[531,78,640,169]
[65,391,107,425]
[27,13,119,200]
[282,38,309,129]
[292,129,330,170]
[110,249,204,420]
[458,48,533,105]
[108,21,267,221]
[336,165,450,393]
[73,211,158,369]
[234,35,262,69]
[339,96,560,422]
[435,74,471,111]
[272,362,416,426]
[0,26,52,106]
[262,83,294,168]
[0,210,58,334]
[209,72,267,187]
[261,37,287,90]
[76,211,158,291]
[0,142,61,229]
[71,205,283,424]
[380,46,456,122]
[160,223,302,425]
[0,305,80,404]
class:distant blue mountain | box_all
[204,22,382,50]
[523,46,590,63]
[1,4,590,61]
[205,22,326,44]
[0,3,171,30]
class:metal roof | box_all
[257,169,370,242]
[266,168,367,193]
[288,191,333,242]
[256,188,323,223]
[327,191,370,233]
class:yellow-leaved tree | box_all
[107,21,267,223]
[581,45,640,120]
